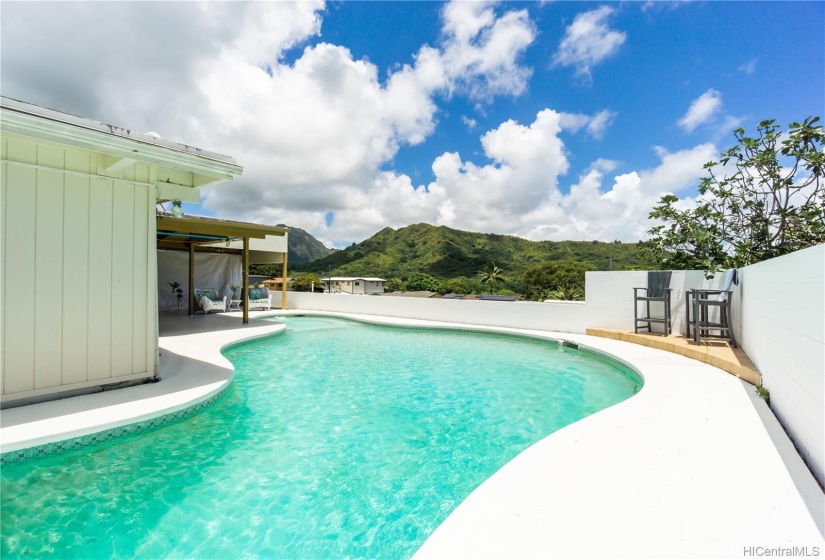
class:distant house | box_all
[322,277,386,294]
[262,277,290,291]
[248,274,270,287]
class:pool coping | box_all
[0,314,286,457]
[267,311,825,557]
[1,310,822,557]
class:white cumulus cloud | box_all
[559,108,617,139]
[438,1,537,99]
[1,0,713,248]
[188,0,539,239]
[306,110,715,245]
[678,88,723,133]
[553,6,626,81]
[461,115,478,129]
[533,142,717,241]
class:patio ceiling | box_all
[156,212,287,247]
[156,211,289,323]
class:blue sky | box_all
[320,1,823,185]
[2,1,823,247]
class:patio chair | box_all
[633,271,673,336]
[194,288,227,314]
[685,269,739,347]
[247,287,271,310]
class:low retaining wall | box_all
[287,292,592,333]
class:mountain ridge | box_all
[289,223,655,282]
[276,223,337,264]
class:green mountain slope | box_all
[277,224,336,264]
[290,223,655,281]
[250,225,336,277]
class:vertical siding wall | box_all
[1,135,158,403]
[739,245,824,485]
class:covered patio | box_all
[156,212,289,323]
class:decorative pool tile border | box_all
[220,328,284,352]
[577,346,644,388]
[2,319,643,466]
[0,384,233,465]
[1,328,287,466]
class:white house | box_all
[0,96,276,407]
[322,277,386,294]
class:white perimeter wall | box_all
[287,245,823,484]
[738,245,824,485]
[1,134,158,403]
[287,270,737,335]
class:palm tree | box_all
[478,261,505,295]
[545,285,584,301]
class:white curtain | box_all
[157,250,243,310]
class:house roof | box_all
[1,96,238,166]
[379,291,439,298]
[439,293,522,301]
[324,277,386,282]
[0,96,243,194]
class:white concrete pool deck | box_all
[1,310,823,558]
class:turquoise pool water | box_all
[1,316,640,559]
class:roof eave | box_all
[157,213,288,240]
[1,97,243,183]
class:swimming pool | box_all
[1,316,641,558]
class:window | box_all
[355,282,360,286]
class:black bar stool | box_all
[686,289,737,347]
[634,271,673,336]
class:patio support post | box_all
[243,236,250,324]
[281,251,288,310]
[188,243,195,315]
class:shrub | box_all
[439,278,473,294]
[291,273,321,292]
[406,272,440,292]
[385,278,407,292]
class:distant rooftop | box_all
[379,291,439,298]
[440,293,522,302]
[324,277,386,282]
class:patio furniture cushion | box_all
[247,287,270,310]
[248,287,267,301]
[194,288,227,313]
[194,288,223,305]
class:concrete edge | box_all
[0,320,286,452]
